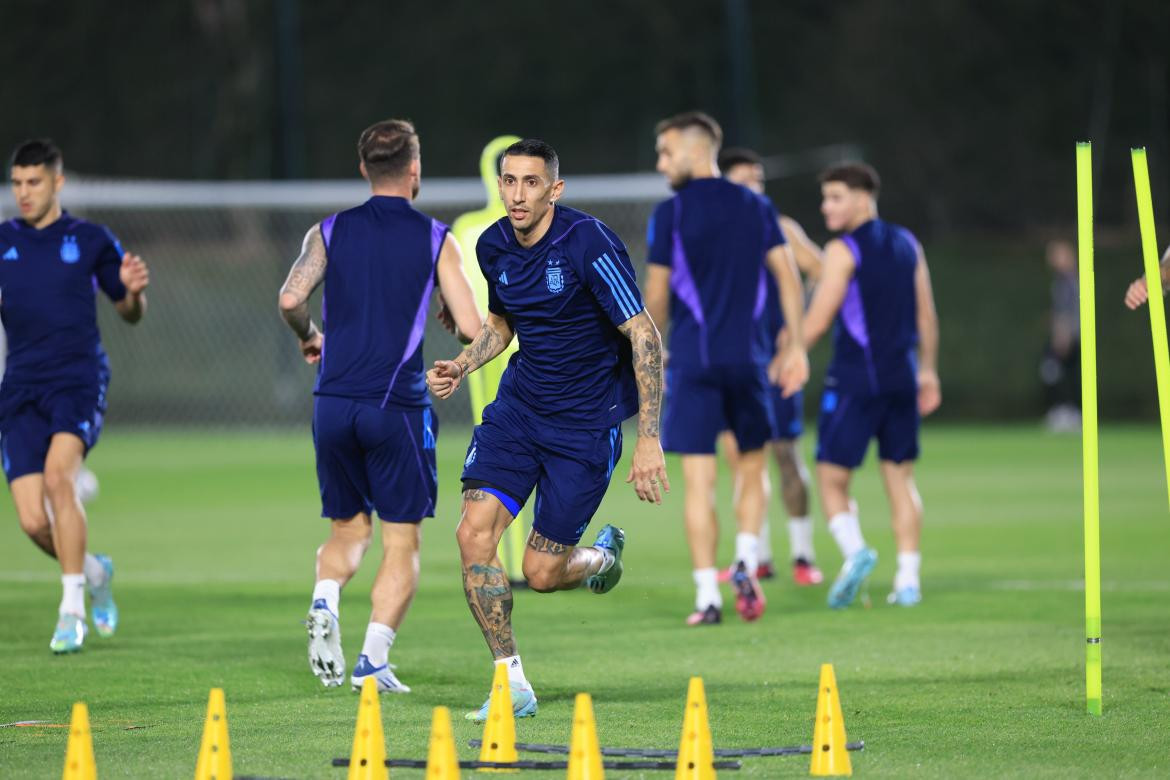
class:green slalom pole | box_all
[1131,148,1170,513]
[1076,142,1102,716]
[451,135,528,584]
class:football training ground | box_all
[1,425,1167,778]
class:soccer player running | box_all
[427,139,667,720]
[279,120,482,692]
[1,139,149,653]
[716,146,824,586]
[644,112,809,626]
[803,163,940,608]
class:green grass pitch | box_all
[1,425,1168,778]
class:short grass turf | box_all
[1,424,1168,778]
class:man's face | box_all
[498,155,561,234]
[820,181,869,232]
[10,164,62,225]
[655,129,697,191]
[724,162,764,194]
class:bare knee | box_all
[522,559,563,592]
[42,467,76,508]
[456,517,498,562]
[18,506,50,538]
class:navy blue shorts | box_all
[313,396,438,522]
[0,383,106,482]
[460,396,623,546]
[815,388,919,469]
[662,364,775,454]
[769,387,804,441]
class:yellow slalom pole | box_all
[1131,148,1170,513]
[1076,142,1102,716]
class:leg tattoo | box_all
[463,563,517,658]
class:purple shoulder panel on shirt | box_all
[320,213,338,250]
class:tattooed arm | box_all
[426,312,514,399]
[278,224,327,364]
[617,311,671,503]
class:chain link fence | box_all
[17,177,663,428]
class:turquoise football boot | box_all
[50,613,87,654]
[465,681,538,722]
[87,554,118,638]
[584,524,625,594]
[827,548,878,609]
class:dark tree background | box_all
[2,0,1167,234]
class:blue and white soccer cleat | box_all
[50,613,87,654]
[887,585,922,607]
[465,682,539,722]
[584,524,625,594]
[306,600,345,688]
[87,554,118,638]
[827,548,879,609]
[350,654,411,694]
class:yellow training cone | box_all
[425,706,460,779]
[567,693,604,780]
[62,701,96,780]
[675,677,716,780]
[810,664,852,776]
[194,688,232,780]
[348,677,389,780]
[478,662,518,771]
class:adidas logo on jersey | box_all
[498,270,508,285]
[2,246,17,261]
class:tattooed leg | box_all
[522,530,608,592]
[456,488,518,659]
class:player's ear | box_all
[359,161,369,182]
[549,178,565,203]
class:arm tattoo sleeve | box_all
[462,563,517,658]
[455,317,511,376]
[279,224,327,340]
[619,314,664,438]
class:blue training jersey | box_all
[314,196,448,409]
[827,218,920,395]
[0,211,127,390]
[646,178,786,369]
[477,205,641,430]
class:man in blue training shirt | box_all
[716,146,825,588]
[803,163,941,609]
[643,112,808,627]
[278,119,482,693]
[427,139,668,721]
[0,139,149,653]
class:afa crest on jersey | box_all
[545,264,564,294]
[60,236,80,263]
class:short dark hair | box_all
[357,119,419,181]
[10,138,63,172]
[654,111,723,148]
[819,162,881,196]
[719,146,763,171]
[501,138,559,180]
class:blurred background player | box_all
[1123,245,1170,309]
[279,119,482,692]
[0,139,149,653]
[1040,240,1080,433]
[716,146,824,586]
[427,139,668,720]
[803,162,940,609]
[644,112,808,626]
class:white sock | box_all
[734,533,760,573]
[312,579,341,618]
[828,512,866,560]
[787,516,815,563]
[895,551,921,591]
[595,546,616,573]
[693,568,722,610]
[82,553,106,588]
[497,655,529,688]
[758,519,773,562]
[360,622,396,667]
[60,574,86,617]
